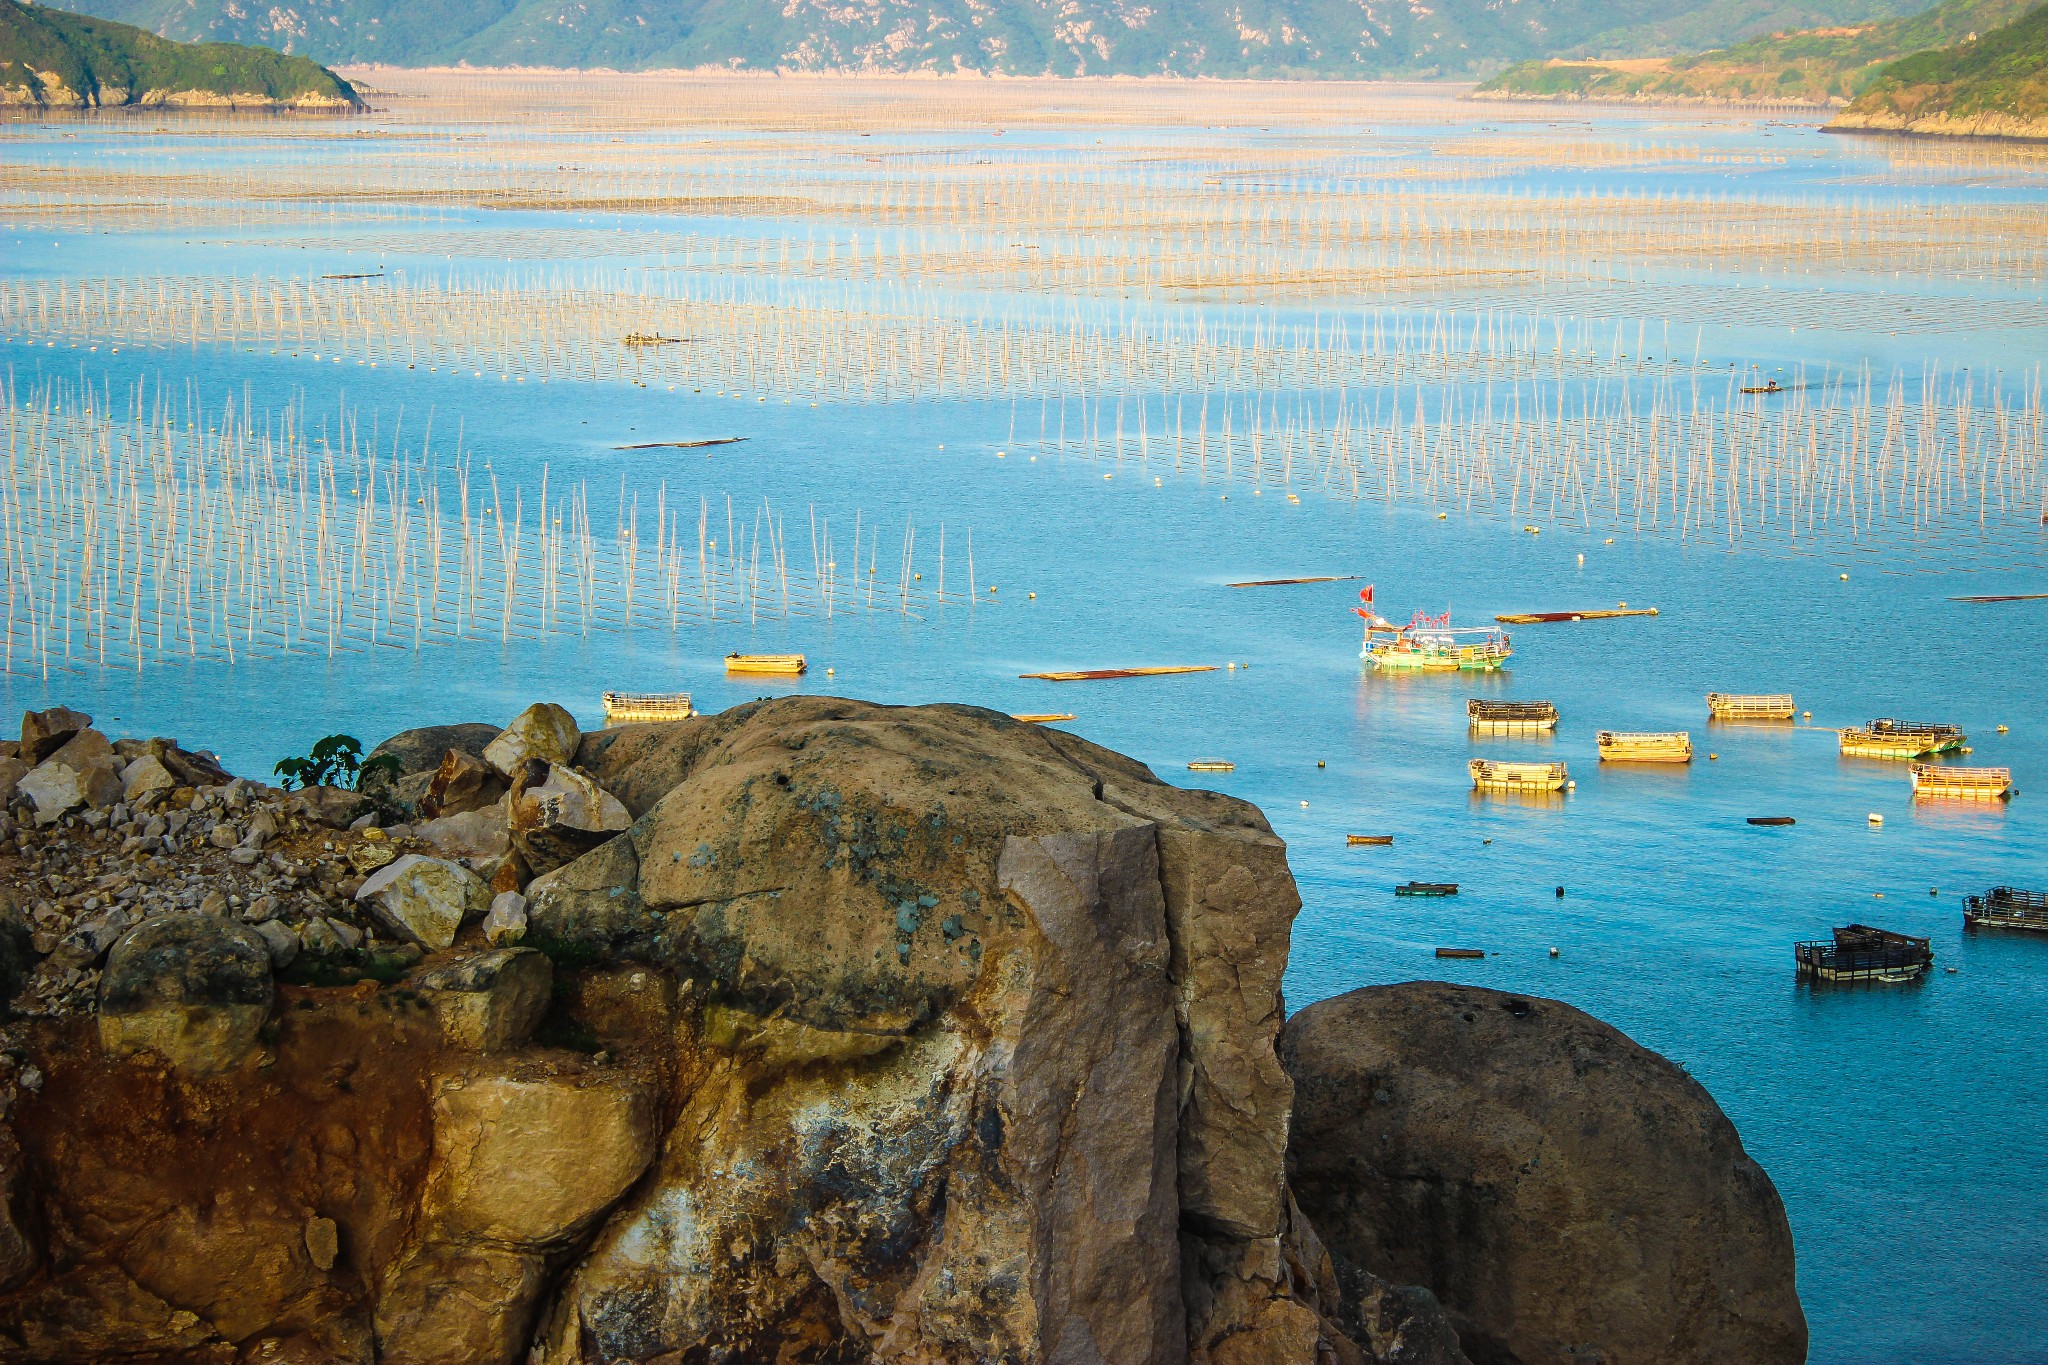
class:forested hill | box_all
[0,0,358,107]
[1828,1,2048,135]
[1474,0,2033,105]
[58,0,1933,78]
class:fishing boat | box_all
[1355,586,1510,672]
[1467,699,1558,734]
[1597,731,1693,763]
[1708,692,1795,721]
[1346,834,1395,846]
[1187,759,1236,772]
[1020,665,1216,682]
[1795,924,1932,983]
[1964,887,2048,933]
[1910,764,2012,801]
[600,691,693,725]
[1469,759,1568,793]
[1740,379,1785,395]
[1010,713,1075,724]
[1396,882,1459,897]
[1435,947,1486,959]
[1839,719,1965,759]
[726,653,807,675]
[1747,816,1797,827]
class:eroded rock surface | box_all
[1281,983,1807,1365]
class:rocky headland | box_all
[0,695,1807,1363]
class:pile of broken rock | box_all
[0,696,1807,1365]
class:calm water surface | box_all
[3,90,2045,1363]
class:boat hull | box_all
[1469,759,1568,792]
[1367,645,1511,672]
[1597,731,1693,764]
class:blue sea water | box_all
[3,88,2046,1362]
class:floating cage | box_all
[1707,692,1795,720]
[1467,699,1558,734]
[1796,924,1933,982]
[1964,887,2048,932]
[1597,731,1693,763]
[726,653,808,675]
[601,691,694,725]
[1911,764,2012,801]
[1469,759,1568,792]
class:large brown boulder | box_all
[1280,983,1806,1365]
[527,696,1336,1363]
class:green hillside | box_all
[1476,0,2032,104]
[0,0,358,107]
[59,0,1926,78]
[1829,0,2048,131]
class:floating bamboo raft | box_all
[1436,947,1486,960]
[726,653,807,675]
[1910,764,2012,800]
[1597,731,1693,763]
[1397,882,1458,897]
[1225,575,1363,588]
[1020,666,1216,682]
[1494,607,1657,625]
[601,691,694,725]
[1964,887,2048,932]
[1187,759,1236,772]
[1010,713,1075,724]
[615,437,747,450]
[1950,594,2048,603]
[1841,719,1965,759]
[1469,759,1568,793]
[1346,834,1395,846]
[1468,699,1558,734]
[1708,692,1795,721]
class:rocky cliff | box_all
[0,696,1804,1363]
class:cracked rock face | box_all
[1281,983,1807,1365]
[530,696,1332,1363]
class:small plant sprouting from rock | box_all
[273,735,401,792]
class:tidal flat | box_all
[3,73,2045,1361]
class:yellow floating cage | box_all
[601,691,694,725]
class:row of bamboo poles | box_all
[0,375,978,679]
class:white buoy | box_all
[1868,813,1883,826]
[1549,947,1559,958]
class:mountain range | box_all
[59,0,1936,78]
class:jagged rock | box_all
[410,947,551,1052]
[481,891,527,945]
[17,762,91,826]
[19,706,91,764]
[251,918,301,970]
[507,760,629,876]
[97,914,274,1076]
[347,840,398,875]
[288,785,364,829]
[354,854,492,951]
[0,757,27,807]
[365,722,500,814]
[375,1067,658,1365]
[418,749,507,820]
[44,727,114,775]
[481,703,580,779]
[119,754,177,803]
[1281,983,1807,1365]
[416,799,511,864]
[298,918,345,956]
[50,907,134,971]
[304,1217,339,1274]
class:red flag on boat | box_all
[1360,584,1374,606]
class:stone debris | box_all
[508,760,630,875]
